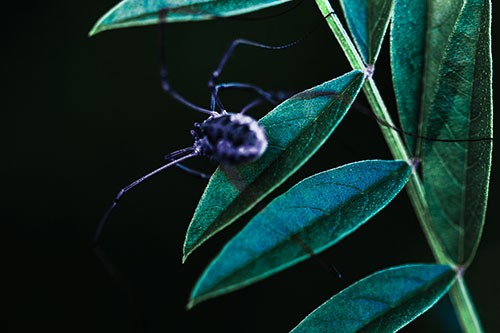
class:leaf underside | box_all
[291,264,456,332]
[391,0,492,266]
[183,70,365,261]
[340,0,395,65]
[189,160,412,307]
[420,0,492,266]
[391,0,464,155]
[89,0,293,35]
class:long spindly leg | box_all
[352,101,494,143]
[208,38,303,111]
[211,82,275,111]
[165,157,212,179]
[240,97,265,114]
[291,234,342,278]
[173,163,212,180]
[211,82,297,112]
[94,147,199,243]
[207,11,336,112]
[158,10,215,116]
[164,147,212,179]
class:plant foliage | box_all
[392,0,492,266]
[189,160,412,307]
[291,264,456,332]
[340,0,394,65]
[183,71,365,260]
[89,0,293,35]
[91,0,493,331]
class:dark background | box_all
[10,0,498,332]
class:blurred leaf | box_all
[188,160,412,307]
[183,71,365,261]
[291,264,456,332]
[420,0,492,266]
[89,0,293,36]
[391,0,464,154]
[340,0,395,65]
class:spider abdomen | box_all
[194,113,267,165]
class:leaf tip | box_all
[182,241,200,263]
[186,298,197,310]
[182,244,194,263]
[182,235,206,263]
[88,23,102,37]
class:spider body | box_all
[193,113,268,165]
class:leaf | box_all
[291,264,457,332]
[391,0,464,154]
[183,70,366,261]
[89,0,293,36]
[188,160,412,307]
[340,0,395,65]
[420,0,492,266]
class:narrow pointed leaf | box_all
[183,71,365,261]
[391,0,465,154]
[340,0,395,65]
[420,0,492,266]
[291,264,456,332]
[188,160,412,307]
[89,0,293,36]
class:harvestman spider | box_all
[94,7,492,244]
[93,9,322,243]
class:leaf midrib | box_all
[198,164,407,299]
[459,0,487,264]
[190,74,364,252]
[354,272,456,330]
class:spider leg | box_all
[240,97,266,114]
[291,234,342,278]
[164,147,211,179]
[94,148,199,243]
[208,38,302,111]
[158,11,215,116]
[208,11,337,111]
[172,163,212,180]
[211,82,297,112]
[211,82,275,111]
[164,156,212,180]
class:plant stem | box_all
[314,0,484,331]
[314,0,449,264]
[449,276,484,332]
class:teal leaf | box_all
[291,264,457,332]
[183,70,365,261]
[89,0,293,36]
[340,0,395,65]
[391,0,464,154]
[188,160,412,307]
[420,0,492,266]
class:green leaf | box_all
[391,0,464,154]
[188,160,412,307]
[420,0,492,266]
[183,70,365,261]
[89,0,293,36]
[339,0,395,65]
[291,264,457,332]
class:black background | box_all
[9,0,499,332]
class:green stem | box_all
[449,276,484,332]
[314,0,449,264]
[314,0,483,331]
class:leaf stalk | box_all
[449,276,484,332]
